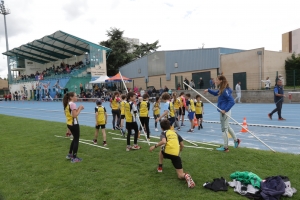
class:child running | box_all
[120,94,127,137]
[195,95,204,130]
[204,75,241,152]
[172,92,181,131]
[138,94,151,140]
[93,99,107,146]
[153,97,161,132]
[125,92,141,151]
[149,120,195,188]
[156,92,175,129]
[63,92,84,163]
[110,92,121,130]
[185,93,195,133]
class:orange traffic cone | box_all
[193,118,198,127]
[240,117,248,133]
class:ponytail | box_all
[63,92,75,109]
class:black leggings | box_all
[270,101,283,118]
[112,109,120,129]
[68,124,80,158]
[126,122,138,145]
[140,117,150,138]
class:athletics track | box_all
[0,101,299,154]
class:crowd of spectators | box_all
[16,61,86,81]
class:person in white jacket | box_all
[261,77,271,90]
[234,82,241,103]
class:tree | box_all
[285,53,300,86]
[133,40,161,59]
[99,28,133,76]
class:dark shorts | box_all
[161,151,182,169]
[196,114,203,119]
[179,107,185,116]
[121,115,125,119]
[168,117,175,126]
[95,125,105,129]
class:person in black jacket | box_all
[268,79,285,120]
[184,78,189,90]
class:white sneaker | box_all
[155,128,158,132]
[185,174,195,188]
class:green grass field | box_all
[0,114,298,200]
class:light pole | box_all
[0,0,11,82]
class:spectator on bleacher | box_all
[80,83,83,93]
[8,93,12,101]
[261,77,271,90]
[148,88,152,97]
[140,88,145,97]
[190,80,195,89]
[152,87,157,97]
[164,86,169,92]
[234,82,242,103]
[159,87,164,96]
[198,77,204,89]
[184,78,189,90]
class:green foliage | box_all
[285,53,300,86]
[100,28,133,76]
[100,27,160,76]
[133,40,161,59]
[0,115,299,200]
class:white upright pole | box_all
[119,72,150,146]
[183,82,276,153]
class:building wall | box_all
[221,48,292,89]
[221,48,264,89]
[292,29,300,54]
[282,32,290,53]
[0,79,8,89]
[263,50,292,86]
[120,56,147,79]
[125,69,218,90]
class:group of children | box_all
[62,75,241,188]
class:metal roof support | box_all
[25,44,69,59]
[47,36,89,52]
[14,49,57,61]
[36,40,82,56]
[14,53,47,64]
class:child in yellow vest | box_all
[195,95,204,130]
[185,93,195,133]
[149,120,195,188]
[93,99,107,146]
[138,94,151,140]
[153,96,161,132]
[156,92,176,129]
[120,94,127,137]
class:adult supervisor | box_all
[268,79,286,120]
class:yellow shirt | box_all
[125,102,137,123]
[161,130,182,156]
[189,99,195,112]
[64,102,78,125]
[153,102,160,115]
[111,98,120,110]
[139,101,150,117]
[174,98,180,110]
[120,101,126,115]
[195,101,204,114]
[95,106,106,125]
[164,101,175,118]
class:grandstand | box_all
[2,30,111,100]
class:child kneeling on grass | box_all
[149,120,195,188]
[93,99,107,146]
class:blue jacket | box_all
[208,88,235,112]
[274,86,284,103]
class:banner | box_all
[91,64,107,77]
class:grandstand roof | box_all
[2,30,112,64]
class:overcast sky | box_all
[1,0,300,78]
